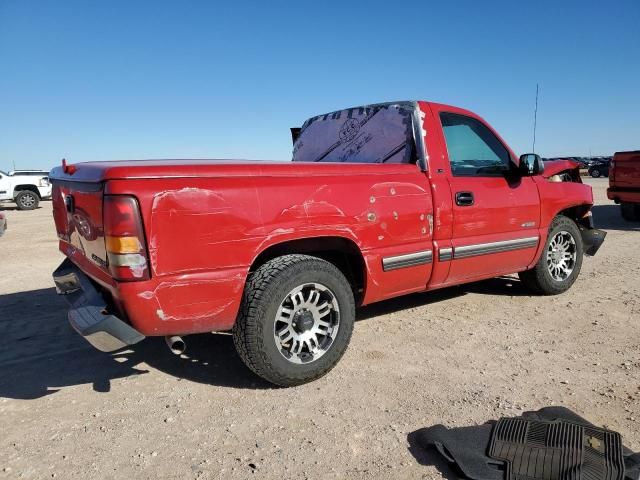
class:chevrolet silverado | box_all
[50,101,606,386]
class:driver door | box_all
[437,111,541,284]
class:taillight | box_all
[609,160,615,181]
[103,195,150,281]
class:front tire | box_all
[15,190,39,210]
[590,169,601,178]
[233,254,355,387]
[519,215,584,295]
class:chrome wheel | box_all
[273,282,340,365]
[19,193,37,208]
[546,230,577,281]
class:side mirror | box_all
[519,153,545,176]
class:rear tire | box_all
[519,216,584,295]
[621,202,640,221]
[15,190,39,210]
[233,254,355,387]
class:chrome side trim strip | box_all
[454,236,539,260]
[382,250,433,271]
[439,247,453,262]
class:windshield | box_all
[292,103,415,164]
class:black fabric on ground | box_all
[414,407,640,480]
[416,423,504,480]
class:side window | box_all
[440,112,511,176]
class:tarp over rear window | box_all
[292,103,416,164]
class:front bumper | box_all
[53,258,145,352]
[607,188,640,204]
[38,185,52,199]
[580,227,606,256]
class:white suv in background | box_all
[0,169,52,210]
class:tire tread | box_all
[232,254,354,387]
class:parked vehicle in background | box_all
[579,158,598,168]
[9,169,50,177]
[0,212,6,237]
[607,150,640,221]
[588,158,611,178]
[50,100,606,386]
[0,170,52,210]
[571,159,586,169]
[545,157,591,169]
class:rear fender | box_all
[249,235,369,305]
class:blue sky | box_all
[1,0,638,171]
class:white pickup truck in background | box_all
[0,169,52,210]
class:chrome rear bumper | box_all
[53,258,145,352]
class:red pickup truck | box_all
[50,100,605,386]
[607,150,640,221]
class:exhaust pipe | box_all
[165,335,186,355]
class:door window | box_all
[440,112,511,176]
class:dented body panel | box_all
[50,101,597,339]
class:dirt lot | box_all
[0,178,638,480]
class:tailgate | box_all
[612,152,640,188]
[51,179,109,273]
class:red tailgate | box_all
[611,151,640,188]
[51,177,109,275]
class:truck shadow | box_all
[357,276,530,320]
[591,204,640,231]
[0,288,270,399]
[0,278,530,399]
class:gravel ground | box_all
[0,178,638,479]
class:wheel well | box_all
[13,185,41,198]
[557,205,591,229]
[250,237,367,305]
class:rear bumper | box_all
[53,258,145,352]
[607,188,640,204]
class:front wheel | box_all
[590,169,601,178]
[519,215,584,295]
[233,254,355,387]
[15,190,40,210]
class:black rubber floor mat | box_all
[488,416,625,480]
[414,407,639,480]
